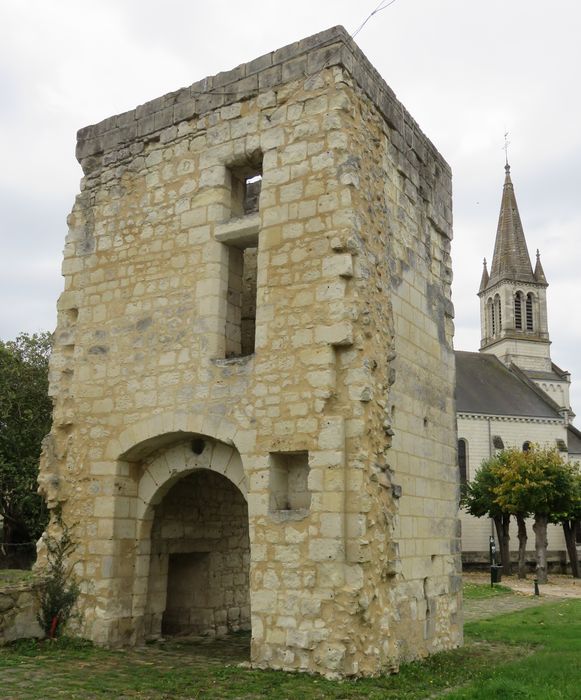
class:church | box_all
[457,162,581,566]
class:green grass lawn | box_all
[1,599,580,699]
[463,581,513,599]
[0,569,35,586]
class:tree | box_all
[493,446,578,584]
[462,458,512,575]
[553,470,581,579]
[0,332,52,565]
[486,448,531,579]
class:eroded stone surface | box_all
[0,579,43,645]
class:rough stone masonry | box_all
[38,26,461,677]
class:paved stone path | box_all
[462,572,581,622]
[463,591,556,622]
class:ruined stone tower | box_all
[40,26,461,677]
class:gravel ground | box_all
[462,571,581,622]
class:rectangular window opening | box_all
[230,163,262,218]
[225,244,257,358]
[222,157,262,360]
[269,451,311,513]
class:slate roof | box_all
[455,351,562,419]
[567,425,581,455]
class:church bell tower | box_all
[478,163,573,419]
[478,163,551,371]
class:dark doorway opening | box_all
[148,470,250,638]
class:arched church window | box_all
[494,294,502,333]
[526,293,534,331]
[488,298,495,336]
[514,292,523,330]
[457,438,468,487]
[522,441,531,452]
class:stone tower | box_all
[479,164,572,416]
[39,27,461,677]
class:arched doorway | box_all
[133,436,250,641]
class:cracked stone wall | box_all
[38,26,461,677]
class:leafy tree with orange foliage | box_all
[462,459,512,576]
[492,446,578,583]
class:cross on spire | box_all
[503,131,510,166]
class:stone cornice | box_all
[457,412,562,425]
[478,278,547,298]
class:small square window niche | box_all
[269,451,310,514]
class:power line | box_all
[352,0,399,40]
[187,1,399,99]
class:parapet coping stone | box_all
[75,25,449,176]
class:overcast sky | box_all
[1,0,579,411]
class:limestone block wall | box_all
[39,26,460,677]
[0,577,43,645]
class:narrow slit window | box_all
[514,292,523,330]
[489,298,495,336]
[225,245,257,358]
[222,157,263,359]
[526,293,534,331]
[457,439,468,487]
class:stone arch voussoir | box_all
[134,435,246,524]
[110,411,239,462]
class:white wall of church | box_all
[534,379,570,413]
[458,414,568,556]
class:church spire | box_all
[534,249,548,285]
[479,258,489,293]
[486,164,534,288]
[478,160,551,370]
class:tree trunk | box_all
[562,520,580,578]
[516,513,528,579]
[493,514,512,575]
[533,513,549,584]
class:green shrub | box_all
[36,510,80,638]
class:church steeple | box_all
[534,249,547,285]
[487,164,535,287]
[479,258,489,293]
[478,163,551,371]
